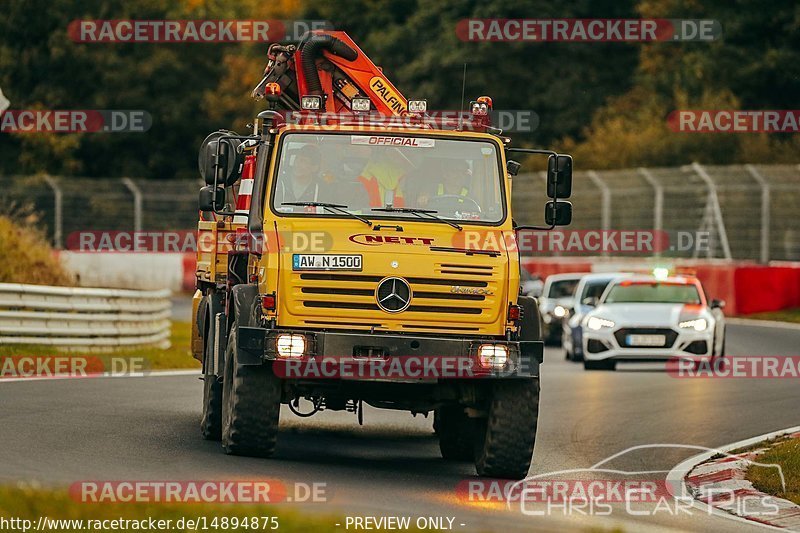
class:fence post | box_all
[121,178,142,232]
[744,164,770,264]
[42,175,62,249]
[638,168,663,257]
[587,170,611,256]
[690,162,732,260]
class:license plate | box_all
[626,334,666,347]
[292,254,362,271]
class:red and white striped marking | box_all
[682,430,800,530]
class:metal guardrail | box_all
[3,163,800,262]
[0,283,171,348]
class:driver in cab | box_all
[413,160,472,208]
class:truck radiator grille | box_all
[295,268,497,317]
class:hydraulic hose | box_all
[299,34,358,95]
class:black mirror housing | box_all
[199,130,244,187]
[547,154,573,199]
[710,299,726,309]
[199,186,225,212]
[545,201,572,226]
[507,160,521,177]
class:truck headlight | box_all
[553,305,567,318]
[679,318,708,331]
[477,344,508,369]
[276,334,306,358]
[587,317,615,331]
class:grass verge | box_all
[745,436,800,505]
[0,322,199,372]
[0,485,340,532]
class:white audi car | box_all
[582,275,726,370]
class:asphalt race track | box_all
[1,321,797,532]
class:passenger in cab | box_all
[357,148,411,207]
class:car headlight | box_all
[679,318,708,331]
[587,317,615,331]
[553,305,567,318]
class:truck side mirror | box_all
[199,186,225,212]
[545,201,572,226]
[507,160,521,176]
[198,131,244,187]
[547,154,572,199]
[710,299,726,309]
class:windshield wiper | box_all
[281,202,372,227]
[371,207,462,231]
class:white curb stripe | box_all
[667,425,800,532]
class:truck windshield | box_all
[271,132,505,224]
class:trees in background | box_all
[0,0,796,178]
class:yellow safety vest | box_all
[436,184,469,200]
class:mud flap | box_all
[213,312,227,375]
[518,340,544,377]
[201,293,225,377]
[238,326,267,365]
[231,284,263,366]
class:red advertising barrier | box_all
[182,253,197,292]
[733,265,800,314]
[522,258,800,316]
[521,259,592,280]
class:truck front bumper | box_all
[237,327,543,379]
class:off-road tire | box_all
[583,359,616,371]
[436,404,474,461]
[221,322,281,457]
[473,379,539,479]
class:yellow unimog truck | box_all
[190,31,572,479]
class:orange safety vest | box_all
[358,175,406,207]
